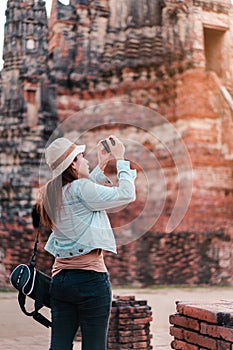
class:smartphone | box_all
[101,138,115,153]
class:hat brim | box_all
[52,145,86,178]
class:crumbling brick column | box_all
[170,300,233,349]
[108,295,153,350]
[76,295,153,349]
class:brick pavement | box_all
[2,287,233,350]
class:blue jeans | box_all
[49,269,112,350]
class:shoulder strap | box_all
[31,204,41,267]
[18,209,52,328]
[30,231,39,267]
[18,292,51,328]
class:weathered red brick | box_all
[216,339,232,350]
[176,303,218,324]
[170,314,200,331]
[201,323,233,342]
[171,339,199,350]
[170,326,184,340]
[183,329,217,349]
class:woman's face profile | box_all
[72,153,90,178]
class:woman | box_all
[38,136,136,350]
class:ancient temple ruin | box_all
[0,0,232,287]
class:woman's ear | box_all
[71,161,77,170]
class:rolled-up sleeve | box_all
[73,160,136,211]
[89,165,113,185]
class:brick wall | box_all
[0,0,57,288]
[170,300,233,349]
[0,0,233,288]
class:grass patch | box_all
[112,284,233,290]
[0,288,16,293]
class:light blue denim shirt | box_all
[44,160,137,258]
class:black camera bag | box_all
[9,235,51,328]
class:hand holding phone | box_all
[101,136,125,160]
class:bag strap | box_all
[18,292,51,328]
[30,231,39,267]
[17,214,52,328]
[17,207,52,328]
[30,204,41,267]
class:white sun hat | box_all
[45,137,86,178]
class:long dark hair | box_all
[37,158,78,229]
